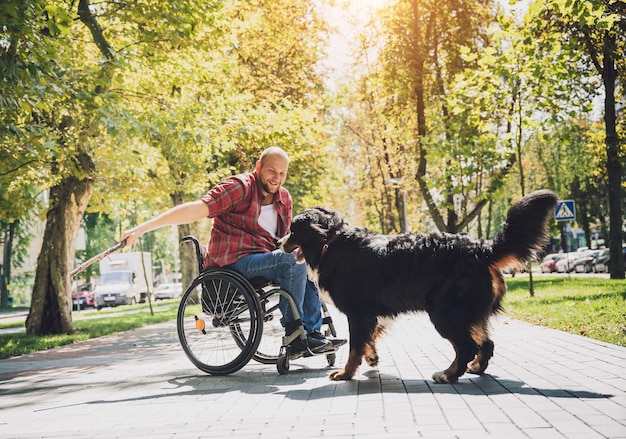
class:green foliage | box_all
[3,0,623,305]
[336,0,520,234]
[84,0,333,225]
[2,0,335,281]
[523,0,624,267]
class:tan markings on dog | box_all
[466,357,483,374]
[317,286,334,306]
[329,349,362,380]
[489,264,507,304]
[466,346,485,374]
[363,320,389,367]
[469,322,488,346]
[467,325,487,374]
[468,338,494,375]
[376,316,393,330]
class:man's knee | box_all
[273,251,300,272]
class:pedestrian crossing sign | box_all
[555,200,575,221]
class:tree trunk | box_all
[26,156,94,335]
[170,192,197,287]
[1,221,17,307]
[24,0,110,334]
[602,32,624,279]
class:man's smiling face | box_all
[256,154,288,195]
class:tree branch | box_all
[78,0,115,61]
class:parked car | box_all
[154,283,183,301]
[72,283,95,310]
[555,252,582,273]
[572,250,601,273]
[594,245,626,273]
[594,248,610,273]
[540,253,565,273]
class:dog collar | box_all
[321,233,341,257]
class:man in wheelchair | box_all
[120,146,345,356]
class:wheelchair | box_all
[176,236,340,375]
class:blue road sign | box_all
[555,200,575,221]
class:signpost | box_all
[555,200,575,222]
[555,200,576,271]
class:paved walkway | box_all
[1,309,625,438]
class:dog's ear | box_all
[311,222,330,237]
[311,206,346,232]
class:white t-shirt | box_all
[258,205,278,237]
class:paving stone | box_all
[1,310,625,438]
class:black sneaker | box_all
[308,330,347,349]
[289,336,331,357]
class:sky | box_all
[320,0,387,85]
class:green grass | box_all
[504,276,626,347]
[0,301,179,360]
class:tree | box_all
[106,0,333,287]
[526,0,625,278]
[0,0,96,332]
[338,0,536,234]
[25,0,116,334]
[0,1,64,308]
[5,0,334,336]
[24,0,221,334]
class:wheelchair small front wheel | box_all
[326,352,336,367]
[277,353,290,375]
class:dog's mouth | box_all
[293,247,305,263]
[279,235,305,263]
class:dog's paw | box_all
[363,344,378,367]
[365,354,379,367]
[466,359,488,375]
[432,371,456,384]
[329,369,354,381]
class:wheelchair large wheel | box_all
[177,268,263,375]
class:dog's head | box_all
[279,207,345,271]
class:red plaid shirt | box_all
[200,171,292,267]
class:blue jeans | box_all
[228,250,323,333]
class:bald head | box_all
[259,147,290,166]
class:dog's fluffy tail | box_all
[490,190,559,270]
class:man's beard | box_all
[260,181,278,194]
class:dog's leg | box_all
[430,303,485,383]
[363,342,378,367]
[363,323,387,367]
[466,319,494,375]
[329,314,377,381]
[432,337,478,384]
[467,338,494,375]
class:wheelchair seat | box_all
[182,235,274,289]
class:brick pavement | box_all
[1,309,625,438]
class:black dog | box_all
[279,190,558,383]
